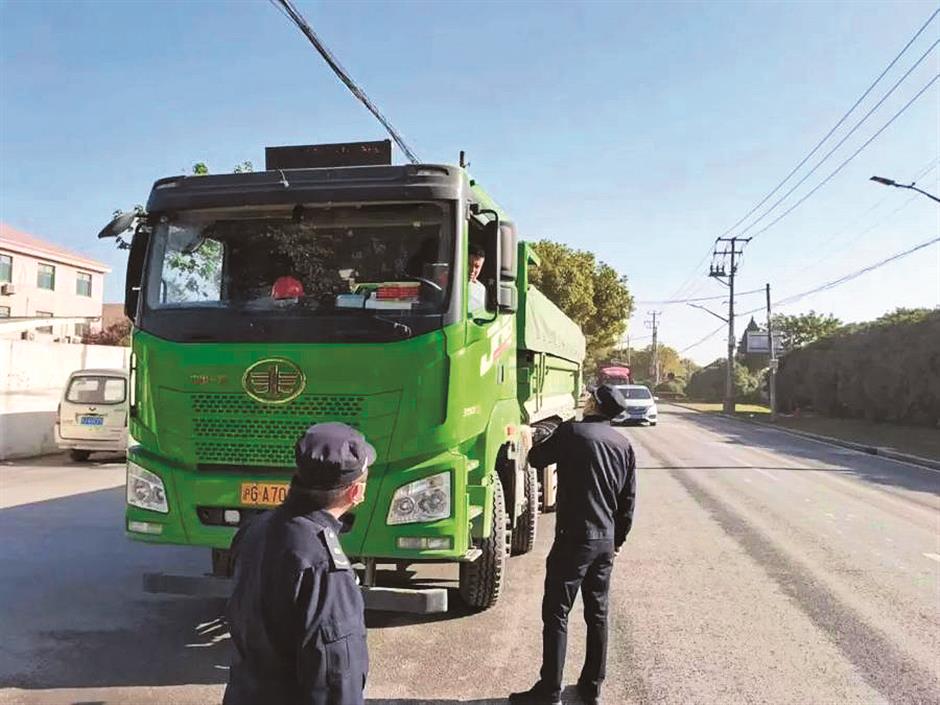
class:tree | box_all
[874,307,932,327]
[528,240,634,370]
[83,319,131,347]
[771,310,842,350]
[687,359,759,402]
[616,343,684,383]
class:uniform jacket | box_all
[528,415,637,547]
[223,501,368,705]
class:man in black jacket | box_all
[223,422,375,705]
[510,384,637,705]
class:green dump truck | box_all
[101,140,585,612]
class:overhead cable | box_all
[739,235,940,316]
[748,73,940,241]
[736,38,940,239]
[270,0,420,163]
[717,8,940,241]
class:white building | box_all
[0,222,110,341]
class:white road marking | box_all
[753,467,780,481]
[923,553,940,563]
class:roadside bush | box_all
[776,310,940,426]
[687,359,758,402]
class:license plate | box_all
[80,415,104,426]
[240,482,289,507]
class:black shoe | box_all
[576,682,601,705]
[508,683,562,705]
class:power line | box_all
[748,72,940,241]
[269,0,420,164]
[636,286,764,305]
[680,324,726,353]
[679,235,939,353]
[736,37,940,239]
[740,235,940,316]
[776,158,938,281]
[717,8,940,241]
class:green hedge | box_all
[776,310,940,426]
[687,360,760,402]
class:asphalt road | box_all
[1,405,938,704]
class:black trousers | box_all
[539,537,615,699]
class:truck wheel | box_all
[69,449,91,462]
[510,464,539,555]
[459,478,507,610]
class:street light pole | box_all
[869,175,940,204]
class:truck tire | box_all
[459,478,507,610]
[510,464,539,555]
[69,449,91,462]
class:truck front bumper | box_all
[124,446,488,562]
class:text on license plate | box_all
[80,415,104,426]
[240,482,289,507]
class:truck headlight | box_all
[387,472,451,525]
[127,461,168,514]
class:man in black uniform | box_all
[223,422,375,705]
[510,384,636,705]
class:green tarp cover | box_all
[520,286,586,364]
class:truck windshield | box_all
[140,202,455,343]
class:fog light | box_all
[396,537,452,550]
[128,520,163,535]
[397,537,425,549]
[223,510,241,525]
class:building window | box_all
[76,272,93,297]
[0,306,10,318]
[36,310,53,334]
[0,254,11,283]
[37,263,56,290]
[74,322,91,339]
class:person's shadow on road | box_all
[366,686,584,704]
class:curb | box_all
[665,402,940,472]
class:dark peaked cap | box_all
[592,384,630,419]
[293,423,376,490]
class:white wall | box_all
[0,246,106,339]
[0,340,130,459]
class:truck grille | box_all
[192,394,363,417]
[191,393,366,466]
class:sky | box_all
[1,0,937,363]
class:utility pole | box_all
[645,311,661,385]
[709,236,750,414]
[766,283,777,420]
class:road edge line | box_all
[665,402,940,474]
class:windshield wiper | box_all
[369,314,413,338]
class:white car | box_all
[613,384,658,426]
[55,369,129,461]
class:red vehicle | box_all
[597,361,632,386]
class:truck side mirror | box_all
[499,222,517,281]
[497,283,517,313]
[98,211,138,240]
[125,231,148,321]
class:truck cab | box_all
[101,141,582,611]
